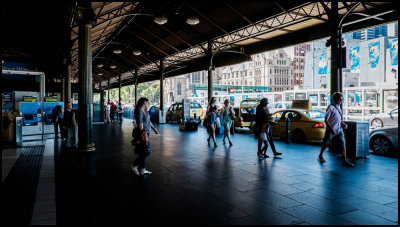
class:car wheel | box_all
[371,119,383,128]
[371,136,392,155]
[292,129,307,144]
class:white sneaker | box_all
[131,165,140,176]
[140,169,152,175]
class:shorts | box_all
[259,132,268,142]
[323,130,346,147]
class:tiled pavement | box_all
[2,120,398,225]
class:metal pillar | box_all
[66,64,72,103]
[159,59,164,110]
[40,73,45,140]
[61,76,65,103]
[107,79,110,103]
[118,75,121,104]
[330,1,340,97]
[134,69,138,106]
[100,83,104,122]
[207,40,213,103]
[77,1,95,152]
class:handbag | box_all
[203,115,208,127]
[229,107,236,120]
[215,116,221,128]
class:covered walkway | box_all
[33,121,399,224]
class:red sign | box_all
[230,89,235,93]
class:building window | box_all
[177,82,182,95]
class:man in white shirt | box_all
[106,102,111,123]
[318,92,354,167]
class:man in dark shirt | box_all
[63,102,78,148]
[52,105,64,140]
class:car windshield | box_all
[242,100,259,106]
[190,103,202,108]
[303,110,325,119]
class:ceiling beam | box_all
[132,21,180,52]
[184,2,229,35]
[125,29,169,56]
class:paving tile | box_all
[336,210,397,225]
[283,204,354,225]
[335,196,398,223]
[235,201,304,225]
[287,192,357,215]
[244,188,304,209]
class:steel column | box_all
[134,69,138,105]
[330,1,340,98]
[66,64,72,103]
[77,1,95,152]
[207,40,213,103]
[160,59,164,110]
[107,79,110,103]
[118,75,121,104]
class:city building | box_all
[293,44,311,88]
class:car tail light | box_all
[312,123,325,128]
[240,117,243,122]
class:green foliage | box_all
[105,82,160,104]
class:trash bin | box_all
[344,121,370,159]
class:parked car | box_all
[369,126,398,156]
[256,108,327,143]
[233,98,260,131]
[369,107,398,129]
[268,102,291,113]
[166,102,204,123]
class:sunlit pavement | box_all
[51,120,397,224]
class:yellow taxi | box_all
[269,100,326,143]
[166,102,204,123]
[233,98,261,130]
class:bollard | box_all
[285,114,291,144]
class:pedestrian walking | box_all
[318,92,354,167]
[110,102,117,123]
[117,102,124,123]
[221,99,235,146]
[106,102,111,123]
[51,105,64,140]
[63,102,78,148]
[131,97,159,176]
[206,97,218,147]
[255,98,282,158]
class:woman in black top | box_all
[206,97,218,147]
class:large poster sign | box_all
[389,38,398,66]
[368,41,380,70]
[350,46,360,73]
[318,52,328,75]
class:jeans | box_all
[134,132,150,169]
[67,127,78,147]
[53,118,64,139]
[267,124,277,153]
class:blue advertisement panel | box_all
[2,92,14,112]
[368,41,380,70]
[350,46,360,73]
[318,52,328,75]
[389,38,398,66]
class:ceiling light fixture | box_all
[154,16,167,25]
[110,65,116,69]
[186,17,199,25]
[97,64,103,68]
[98,73,103,76]
[113,49,122,54]
[133,50,142,56]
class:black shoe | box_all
[274,152,282,156]
[342,161,354,167]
